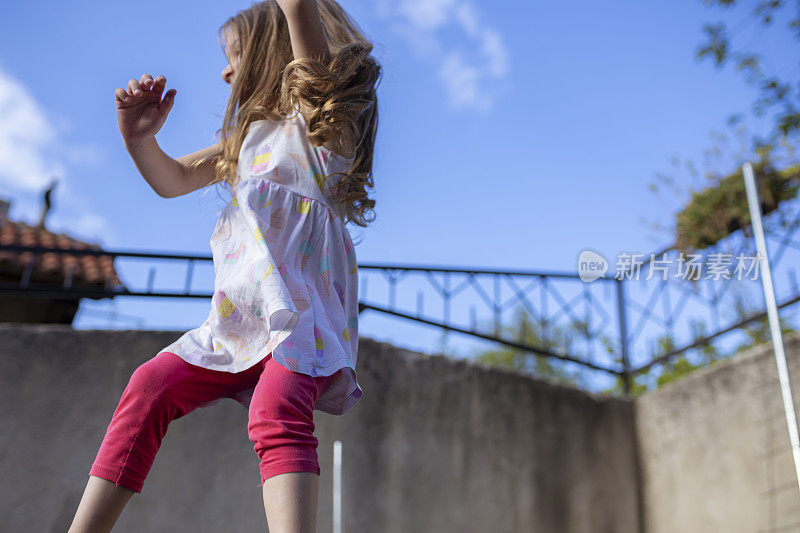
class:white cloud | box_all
[385,18,444,58]
[438,52,488,112]
[396,0,456,32]
[481,28,509,78]
[63,144,103,166]
[0,70,63,191]
[378,0,511,112]
[0,66,115,245]
[71,212,116,244]
[454,2,480,36]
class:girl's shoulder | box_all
[295,102,356,161]
[243,110,354,166]
[235,109,353,209]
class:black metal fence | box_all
[3,199,800,394]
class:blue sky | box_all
[1,0,797,379]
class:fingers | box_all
[127,74,159,96]
[139,73,167,96]
[127,78,142,96]
[152,75,167,97]
[159,88,178,116]
[115,87,129,102]
[117,74,170,105]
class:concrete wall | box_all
[636,331,800,533]
[0,324,642,533]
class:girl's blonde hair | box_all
[197,0,380,227]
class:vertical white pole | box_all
[333,440,342,533]
[743,161,800,499]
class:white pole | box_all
[742,161,800,499]
[333,440,342,533]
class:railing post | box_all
[184,259,194,294]
[616,277,631,394]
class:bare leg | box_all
[69,475,135,533]
[262,471,319,533]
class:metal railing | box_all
[3,197,800,394]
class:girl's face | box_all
[221,30,241,85]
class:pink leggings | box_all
[89,351,340,493]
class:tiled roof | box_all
[0,220,125,288]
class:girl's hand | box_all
[115,74,177,148]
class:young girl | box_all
[69,1,379,531]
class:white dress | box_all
[160,109,363,416]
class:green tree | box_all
[471,305,583,387]
[433,328,459,359]
[731,297,797,352]
[696,0,800,139]
[644,2,800,252]
[600,321,720,395]
[608,300,797,395]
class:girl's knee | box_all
[122,352,188,414]
[250,424,321,482]
[247,400,319,460]
[246,365,344,485]
[247,364,334,467]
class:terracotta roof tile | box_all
[0,220,125,288]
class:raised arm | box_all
[124,138,221,199]
[276,0,356,158]
[276,0,331,63]
[116,74,221,198]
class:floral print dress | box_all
[160,109,363,416]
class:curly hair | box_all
[194,0,381,227]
